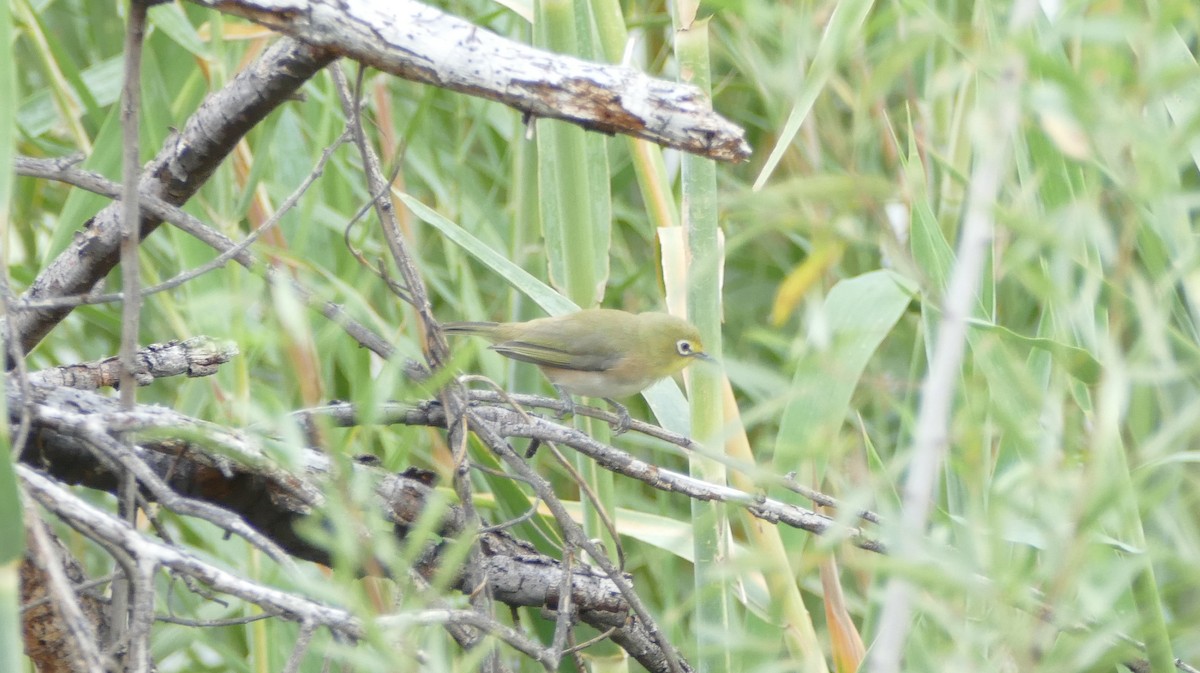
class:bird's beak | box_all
[693,352,716,363]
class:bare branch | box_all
[13,154,256,281]
[11,382,684,669]
[30,337,238,390]
[281,621,317,673]
[377,610,557,670]
[122,560,159,673]
[22,507,109,673]
[468,389,884,525]
[7,38,335,359]
[33,404,296,566]
[187,0,751,162]
[118,2,156,631]
[20,466,568,671]
[12,155,397,359]
[20,464,359,631]
[332,63,510,669]
[468,416,688,673]
[306,399,885,552]
[0,273,33,458]
[117,0,148,409]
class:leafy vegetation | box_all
[5,0,1200,671]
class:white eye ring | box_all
[676,340,694,356]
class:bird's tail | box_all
[442,321,500,337]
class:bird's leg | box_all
[552,386,630,435]
[552,385,576,420]
[602,398,632,436]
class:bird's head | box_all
[638,313,713,377]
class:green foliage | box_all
[8,0,1200,671]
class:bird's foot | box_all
[552,385,576,421]
[604,398,632,436]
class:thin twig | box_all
[551,544,576,662]
[376,610,557,670]
[34,406,296,566]
[468,416,688,673]
[12,156,395,359]
[113,0,150,647]
[470,390,884,525]
[134,491,217,601]
[20,574,117,614]
[7,39,336,360]
[282,621,318,673]
[22,505,109,673]
[124,559,159,673]
[456,376,627,567]
[780,472,881,525]
[117,0,147,409]
[563,624,619,656]
[300,399,884,551]
[343,163,414,304]
[539,439,627,571]
[16,132,349,309]
[154,611,279,628]
[477,496,543,535]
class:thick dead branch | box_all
[11,381,683,672]
[190,0,751,162]
[30,337,237,390]
[20,466,361,632]
[34,404,296,565]
[22,470,561,671]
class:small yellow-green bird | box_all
[444,308,712,434]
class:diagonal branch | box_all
[24,462,561,669]
[307,399,885,551]
[11,381,682,670]
[6,38,335,361]
[187,0,751,162]
[12,155,397,360]
[21,509,109,673]
[468,415,689,673]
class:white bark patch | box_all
[197,0,751,162]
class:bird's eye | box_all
[676,339,694,356]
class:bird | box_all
[443,308,712,434]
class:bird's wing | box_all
[490,341,619,372]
